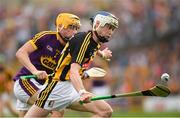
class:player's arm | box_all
[70,62,92,103]
[70,63,85,92]
[16,41,38,73]
[69,33,93,103]
[16,33,48,79]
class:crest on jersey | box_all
[46,45,53,52]
[41,56,57,70]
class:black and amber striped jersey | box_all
[53,31,101,81]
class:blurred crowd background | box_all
[0,0,180,117]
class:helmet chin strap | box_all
[93,23,109,43]
[58,32,70,43]
[94,31,109,43]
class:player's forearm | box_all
[70,63,85,92]
[70,74,85,92]
[16,49,37,73]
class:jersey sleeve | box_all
[70,32,91,65]
[28,31,49,49]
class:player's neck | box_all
[58,37,66,46]
[57,33,66,45]
[92,31,101,45]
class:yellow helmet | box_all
[56,13,81,29]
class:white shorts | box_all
[35,81,80,111]
[14,79,46,111]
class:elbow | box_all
[15,49,23,60]
[15,50,20,59]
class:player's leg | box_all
[28,93,65,117]
[51,110,65,117]
[16,100,29,117]
[24,80,59,117]
[24,86,51,118]
[13,79,32,117]
[28,87,65,117]
[18,111,26,117]
[68,86,113,117]
[14,79,65,117]
[24,104,50,117]
[14,79,49,117]
[27,91,38,105]
[69,99,113,117]
[16,89,64,117]
[16,90,44,116]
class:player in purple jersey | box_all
[13,13,81,117]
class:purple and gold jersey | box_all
[13,31,64,84]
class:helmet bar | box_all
[92,11,118,30]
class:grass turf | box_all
[63,109,180,118]
[4,110,180,117]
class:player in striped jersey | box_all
[13,13,81,117]
[25,11,118,117]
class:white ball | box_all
[161,73,170,82]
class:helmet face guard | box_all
[91,11,119,43]
[94,31,109,43]
[93,12,118,29]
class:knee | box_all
[105,107,113,117]
[18,110,27,117]
[51,111,64,118]
[100,107,113,117]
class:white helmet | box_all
[91,11,118,30]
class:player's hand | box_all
[101,47,112,59]
[32,70,48,80]
[79,91,93,103]
[81,72,90,80]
